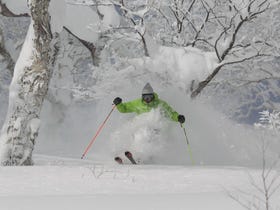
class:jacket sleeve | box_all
[116,99,139,113]
[159,100,179,122]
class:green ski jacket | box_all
[116,93,179,122]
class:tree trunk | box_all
[0,0,53,165]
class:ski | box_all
[125,151,137,164]
[114,156,123,164]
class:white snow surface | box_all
[49,0,66,33]
[0,155,279,210]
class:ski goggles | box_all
[142,94,154,103]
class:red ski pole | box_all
[81,105,116,159]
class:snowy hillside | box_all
[0,155,278,210]
[0,0,280,209]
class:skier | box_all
[113,83,185,124]
[112,83,185,164]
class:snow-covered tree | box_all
[63,0,280,122]
[0,0,57,165]
[255,110,280,133]
[0,0,30,128]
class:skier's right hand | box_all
[113,97,122,105]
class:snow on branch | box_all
[191,51,267,98]
[0,0,29,17]
[63,26,98,65]
[66,0,150,56]
[110,0,150,56]
[255,110,280,132]
[66,0,151,17]
[190,0,273,98]
[111,0,150,18]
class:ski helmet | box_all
[142,83,154,95]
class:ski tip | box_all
[114,157,123,164]
[124,151,137,164]
[125,151,132,158]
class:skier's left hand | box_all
[178,115,185,124]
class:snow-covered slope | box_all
[0,2,279,209]
[0,155,278,210]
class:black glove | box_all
[178,115,185,124]
[113,97,122,105]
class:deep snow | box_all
[0,155,278,210]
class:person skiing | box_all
[112,83,186,164]
[113,83,185,124]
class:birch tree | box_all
[0,0,57,166]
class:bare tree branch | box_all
[191,52,267,98]
[191,0,210,47]
[116,0,149,56]
[247,171,265,194]
[63,26,99,66]
[269,181,280,198]
[155,7,172,27]
[229,135,280,210]
[189,0,272,98]
[267,174,280,195]
[227,191,251,210]
[188,0,197,12]
[220,16,247,61]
